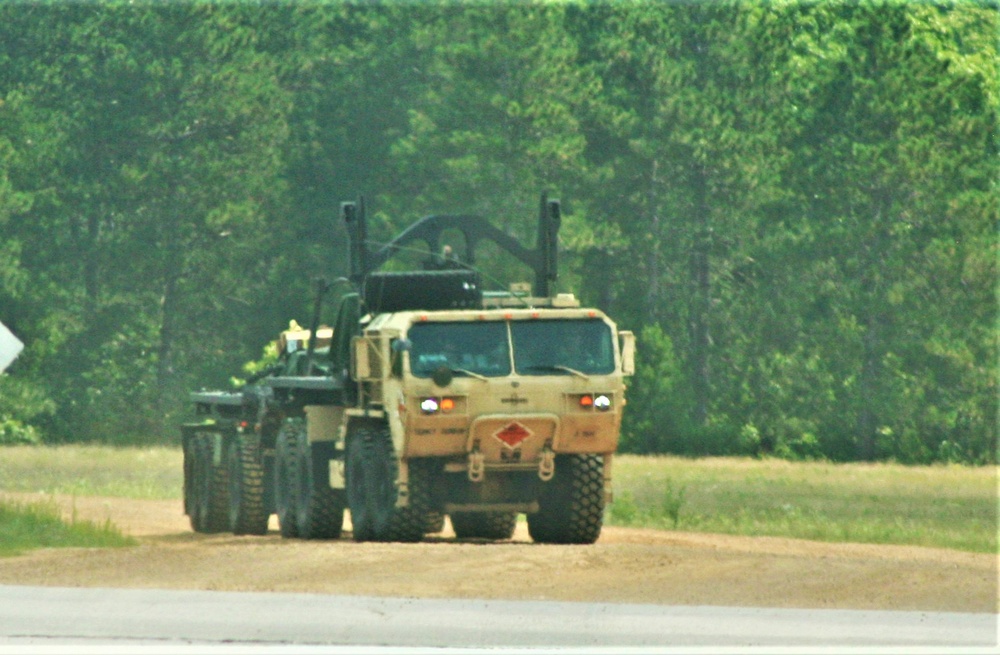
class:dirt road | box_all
[0,492,995,613]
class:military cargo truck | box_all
[181,194,635,543]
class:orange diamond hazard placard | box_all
[494,422,532,449]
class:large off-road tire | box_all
[424,511,446,534]
[450,511,518,540]
[189,432,229,534]
[227,433,269,536]
[183,433,196,520]
[345,423,424,543]
[527,454,605,544]
[274,420,301,538]
[407,458,443,535]
[295,436,345,540]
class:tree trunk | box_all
[645,159,662,324]
[688,164,711,427]
[856,312,883,461]
[157,271,179,421]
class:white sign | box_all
[0,321,24,373]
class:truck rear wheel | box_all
[345,423,424,542]
[189,432,229,534]
[527,454,604,544]
[227,433,269,536]
[275,421,301,538]
[450,511,517,540]
[295,437,345,540]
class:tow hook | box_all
[538,446,555,481]
[467,447,485,482]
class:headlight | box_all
[420,397,456,414]
[577,393,612,411]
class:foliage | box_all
[0,1,994,463]
[0,417,40,446]
[620,324,692,454]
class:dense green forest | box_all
[0,1,996,464]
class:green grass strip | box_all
[607,455,998,553]
[1,445,996,553]
[0,497,136,557]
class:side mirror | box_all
[619,330,635,376]
[352,336,371,380]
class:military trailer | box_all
[181,194,635,543]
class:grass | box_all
[0,445,996,553]
[0,497,136,556]
[0,444,177,555]
[0,444,182,499]
[608,455,998,553]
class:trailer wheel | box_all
[183,431,196,521]
[275,420,301,538]
[227,433,269,536]
[190,433,229,534]
[295,436,345,540]
[527,454,604,544]
[345,423,424,542]
[450,511,517,540]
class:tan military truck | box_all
[181,193,635,543]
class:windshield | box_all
[511,318,615,375]
[408,321,511,377]
[408,318,615,379]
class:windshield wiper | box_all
[524,364,589,380]
[451,367,489,381]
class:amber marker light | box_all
[440,397,456,412]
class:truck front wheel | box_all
[527,454,605,544]
[346,423,423,542]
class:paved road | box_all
[0,585,996,652]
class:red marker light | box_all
[579,394,594,408]
[440,397,455,412]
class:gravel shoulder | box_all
[1,492,995,613]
